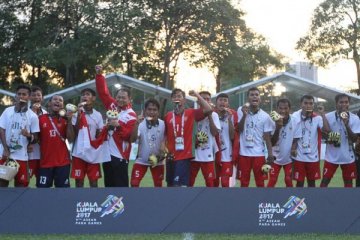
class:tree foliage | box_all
[188,1,282,91]
[296,0,360,91]
[0,0,283,95]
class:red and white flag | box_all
[73,112,110,163]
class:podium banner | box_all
[0,188,359,234]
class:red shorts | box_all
[131,163,164,187]
[28,159,40,179]
[238,156,267,187]
[293,160,321,182]
[267,162,293,187]
[220,162,233,177]
[0,159,29,186]
[71,157,101,181]
[323,161,357,181]
[190,161,215,187]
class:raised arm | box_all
[66,112,76,143]
[317,105,330,134]
[271,119,283,146]
[130,113,144,143]
[208,113,220,137]
[0,128,10,160]
[189,90,212,116]
[95,65,116,109]
[343,115,358,143]
[238,105,248,133]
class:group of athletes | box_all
[1,65,359,188]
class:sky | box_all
[175,0,358,94]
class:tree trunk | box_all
[355,61,360,95]
[160,31,172,117]
[216,72,221,92]
[163,55,171,89]
[353,47,360,95]
[66,64,70,87]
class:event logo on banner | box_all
[75,195,125,225]
[258,195,307,227]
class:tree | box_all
[296,0,360,92]
[187,0,244,92]
[141,0,215,89]
[0,0,114,92]
[217,31,283,91]
[189,1,282,92]
[0,0,282,98]
[26,0,113,87]
[0,1,27,89]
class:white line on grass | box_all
[183,232,195,240]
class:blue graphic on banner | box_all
[283,196,307,219]
[258,195,307,227]
[75,195,124,225]
[100,195,125,218]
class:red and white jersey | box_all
[164,108,204,161]
[293,112,323,163]
[217,113,235,162]
[72,109,105,160]
[136,119,165,166]
[271,116,296,165]
[237,107,274,157]
[194,112,221,162]
[325,111,360,164]
[0,106,39,161]
[96,74,137,159]
[107,108,137,159]
[72,109,104,140]
[28,107,47,160]
[38,114,70,167]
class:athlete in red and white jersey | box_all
[190,91,220,187]
[37,94,75,188]
[237,87,275,187]
[28,86,47,181]
[71,88,107,188]
[95,65,137,187]
[0,85,40,187]
[130,99,166,187]
[214,93,238,187]
[164,88,212,187]
[321,94,360,188]
[291,94,330,187]
[268,98,295,188]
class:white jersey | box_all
[293,112,323,162]
[194,112,221,162]
[291,109,302,122]
[237,108,274,157]
[72,109,104,160]
[325,111,360,164]
[218,113,235,162]
[0,106,40,161]
[28,107,47,160]
[271,115,296,165]
[135,119,165,166]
